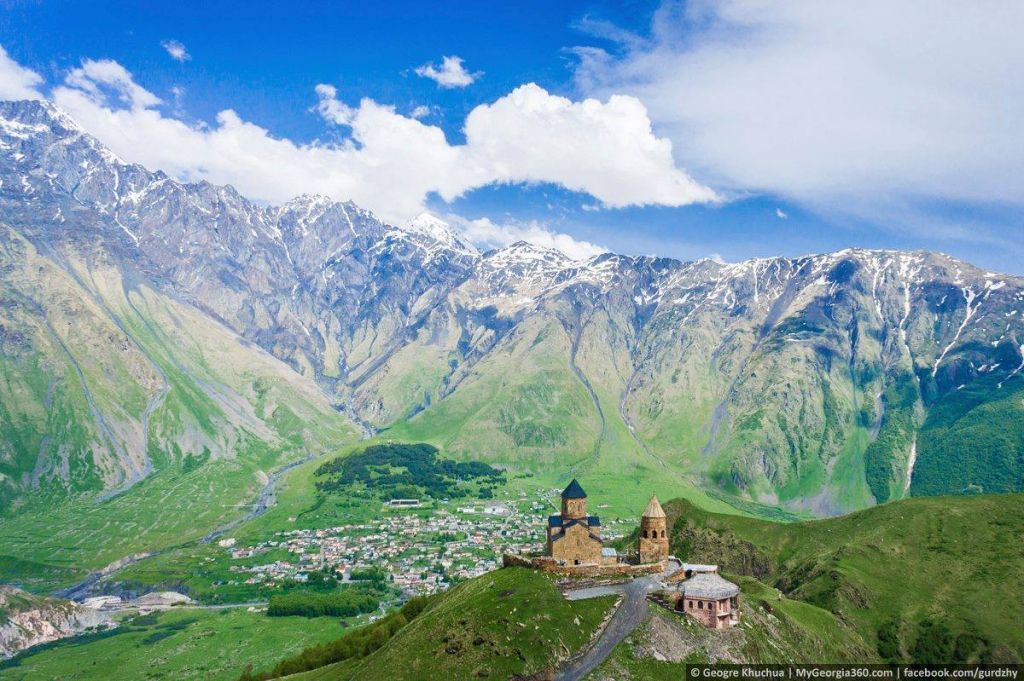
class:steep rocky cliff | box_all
[0,586,109,658]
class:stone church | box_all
[546,479,603,565]
[545,479,669,566]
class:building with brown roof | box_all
[638,495,669,564]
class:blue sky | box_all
[1,0,1022,272]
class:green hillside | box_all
[248,567,617,681]
[589,577,873,680]
[265,493,1022,679]
[662,492,1024,662]
[383,314,786,521]
[0,229,359,592]
[911,375,1024,496]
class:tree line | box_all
[239,596,433,680]
[266,589,380,618]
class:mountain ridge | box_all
[2,98,1023,521]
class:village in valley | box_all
[217,490,636,597]
[218,478,741,630]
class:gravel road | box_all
[556,576,659,681]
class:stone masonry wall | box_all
[503,554,663,578]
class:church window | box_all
[661,530,666,538]
[643,529,648,538]
[698,601,704,609]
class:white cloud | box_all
[161,40,191,62]
[409,104,431,119]
[775,208,787,220]
[0,45,44,100]
[31,52,713,225]
[414,56,480,88]
[574,1,1024,213]
[65,59,161,109]
[457,215,608,260]
[461,84,718,208]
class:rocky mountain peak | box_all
[400,212,478,258]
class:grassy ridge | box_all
[328,566,617,680]
[663,493,1024,662]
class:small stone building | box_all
[637,495,669,564]
[546,479,603,565]
[676,572,740,629]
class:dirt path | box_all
[556,577,658,681]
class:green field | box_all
[0,607,352,681]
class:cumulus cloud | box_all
[461,84,718,208]
[34,52,714,224]
[0,46,44,100]
[775,208,787,220]
[409,104,431,119]
[456,215,608,260]
[414,55,480,88]
[161,39,190,62]
[574,1,1024,214]
[65,59,161,109]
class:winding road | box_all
[556,576,659,681]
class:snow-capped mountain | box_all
[2,98,1023,516]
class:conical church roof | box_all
[642,494,666,518]
[561,478,587,499]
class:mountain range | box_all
[1,98,1023,534]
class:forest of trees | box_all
[911,375,1024,496]
[315,442,504,500]
[863,374,918,503]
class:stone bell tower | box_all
[560,478,588,519]
[638,494,669,564]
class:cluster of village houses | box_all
[213,480,739,629]
[219,493,634,596]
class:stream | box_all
[53,452,313,602]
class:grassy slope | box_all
[589,578,872,679]
[326,567,616,681]
[0,239,358,592]
[385,315,781,520]
[662,493,1024,662]
[912,375,1024,496]
[0,608,346,681]
[387,317,601,472]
